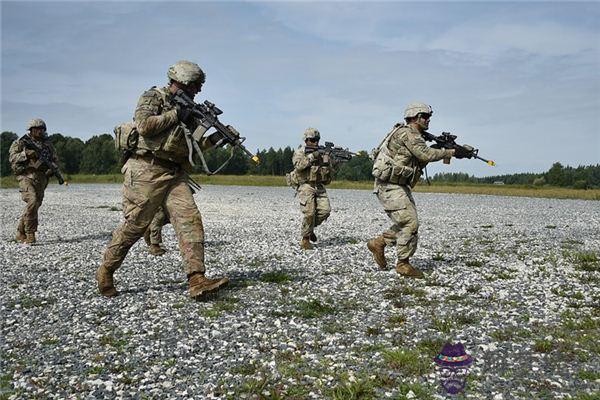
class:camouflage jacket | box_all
[375,124,452,188]
[292,144,335,186]
[133,86,214,170]
[8,135,58,178]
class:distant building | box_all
[493,181,505,185]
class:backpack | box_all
[371,123,404,181]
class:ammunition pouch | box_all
[114,122,139,153]
[161,125,189,159]
[286,170,300,190]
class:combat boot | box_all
[148,244,167,256]
[309,233,318,243]
[396,259,424,279]
[367,236,387,269]
[300,236,313,250]
[96,265,119,297]
[24,232,36,244]
[188,273,229,299]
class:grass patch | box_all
[432,253,445,261]
[230,363,257,376]
[259,271,292,284]
[383,348,430,376]
[416,337,446,358]
[295,299,335,319]
[466,260,483,268]
[3,174,599,199]
[200,298,239,318]
[323,322,345,334]
[387,314,407,326]
[545,225,557,229]
[432,317,454,333]
[533,339,554,353]
[572,251,599,272]
[99,335,128,350]
[577,370,600,381]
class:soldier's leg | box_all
[298,185,316,249]
[18,178,42,238]
[98,163,169,296]
[149,207,167,245]
[164,177,227,298]
[388,204,419,260]
[314,190,331,228]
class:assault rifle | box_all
[305,142,356,163]
[20,135,66,184]
[172,90,259,174]
[422,132,495,166]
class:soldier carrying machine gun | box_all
[303,141,356,163]
[19,134,66,185]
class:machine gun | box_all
[304,141,356,163]
[172,90,259,174]
[422,132,495,166]
[20,135,66,184]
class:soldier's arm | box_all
[8,140,28,165]
[134,90,179,137]
[402,131,452,162]
[293,148,314,171]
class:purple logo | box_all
[434,342,473,395]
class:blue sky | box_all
[2,1,599,176]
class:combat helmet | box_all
[404,102,433,119]
[168,60,206,86]
[303,127,320,141]
[27,118,47,130]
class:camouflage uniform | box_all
[144,207,168,246]
[292,144,333,240]
[97,61,231,298]
[373,123,452,260]
[8,129,58,240]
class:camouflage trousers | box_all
[375,183,419,260]
[144,207,168,245]
[17,172,48,234]
[101,157,204,275]
[297,183,331,238]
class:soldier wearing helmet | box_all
[8,118,59,244]
[292,127,336,249]
[96,60,230,300]
[367,102,457,278]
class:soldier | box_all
[292,128,336,250]
[143,207,168,256]
[367,102,467,278]
[8,119,59,244]
[96,60,230,299]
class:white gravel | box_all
[1,183,599,399]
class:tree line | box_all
[1,131,598,188]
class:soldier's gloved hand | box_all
[176,106,193,124]
[454,146,473,159]
[25,149,37,160]
[45,169,54,177]
[307,152,319,164]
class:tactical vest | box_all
[294,145,332,185]
[134,86,193,166]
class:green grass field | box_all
[1,174,598,200]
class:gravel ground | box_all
[1,183,599,399]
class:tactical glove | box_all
[176,106,193,124]
[453,146,473,159]
[25,149,38,160]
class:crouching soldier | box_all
[367,103,460,278]
[292,128,336,250]
[9,119,59,244]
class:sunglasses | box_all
[419,114,432,120]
